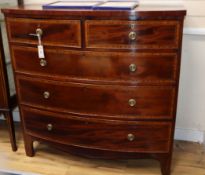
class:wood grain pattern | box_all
[16,75,175,120]
[7,18,81,48]
[11,46,178,85]
[85,20,180,49]
[21,106,172,153]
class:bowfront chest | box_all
[2,5,186,175]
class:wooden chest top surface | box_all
[2,4,186,19]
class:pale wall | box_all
[176,0,205,142]
[1,0,205,142]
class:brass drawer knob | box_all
[40,59,47,67]
[43,91,50,99]
[127,133,135,141]
[36,28,43,36]
[128,99,136,107]
[47,124,53,131]
[29,28,43,37]
[129,31,137,41]
[129,63,137,72]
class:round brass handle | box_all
[129,63,137,72]
[127,133,135,141]
[47,124,53,131]
[40,59,47,67]
[128,31,137,41]
[128,99,136,107]
[36,28,43,36]
[43,91,50,99]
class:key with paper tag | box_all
[38,45,45,59]
[29,28,45,59]
[36,29,45,59]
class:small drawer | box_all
[6,18,81,48]
[85,20,180,49]
[12,46,177,85]
[22,106,172,153]
[17,76,175,120]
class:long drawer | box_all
[12,46,177,85]
[22,106,172,153]
[85,20,180,49]
[6,18,81,48]
[17,76,175,120]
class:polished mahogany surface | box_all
[2,4,186,175]
[11,46,178,85]
[22,106,172,153]
[85,20,180,49]
[17,76,175,119]
[7,18,81,48]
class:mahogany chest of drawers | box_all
[2,5,186,175]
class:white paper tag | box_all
[38,45,45,59]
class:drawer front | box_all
[12,46,177,84]
[17,76,175,120]
[85,20,180,49]
[22,106,172,153]
[7,18,81,48]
